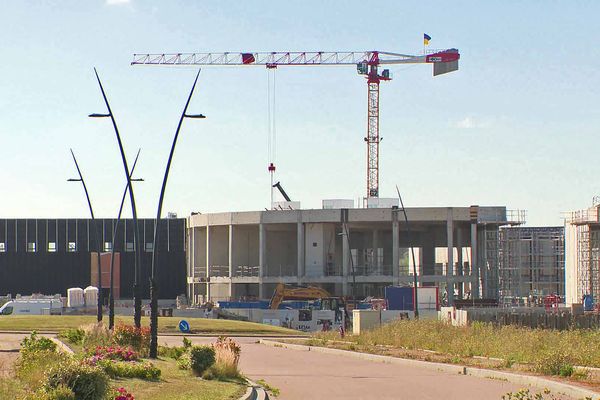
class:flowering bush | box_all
[92,345,139,362]
[113,387,135,400]
[113,324,150,356]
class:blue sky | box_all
[0,1,598,226]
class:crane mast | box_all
[132,49,459,199]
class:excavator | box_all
[269,283,332,310]
[269,283,350,329]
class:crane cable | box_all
[267,69,277,207]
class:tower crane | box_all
[132,48,460,199]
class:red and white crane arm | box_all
[132,49,459,70]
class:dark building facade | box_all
[0,218,186,299]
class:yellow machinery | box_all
[269,283,332,310]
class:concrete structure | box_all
[498,226,565,305]
[186,205,524,305]
[565,199,600,306]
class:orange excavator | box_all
[268,283,351,330]
[269,283,332,310]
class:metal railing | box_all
[234,265,259,278]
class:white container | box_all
[84,286,99,307]
[67,287,85,308]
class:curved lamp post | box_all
[395,185,419,319]
[108,149,143,330]
[90,68,143,328]
[149,69,204,358]
[68,149,103,322]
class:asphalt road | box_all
[158,335,543,400]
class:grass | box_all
[0,315,301,335]
[256,379,280,397]
[114,358,245,400]
[0,357,245,400]
[314,319,600,373]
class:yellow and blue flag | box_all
[424,33,431,46]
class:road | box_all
[159,336,537,400]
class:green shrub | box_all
[158,345,186,360]
[16,350,68,391]
[44,360,109,400]
[20,331,57,355]
[37,385,76,400]
[177,351,191,370]
[57,329,85,345]
[182,337,192,349]
[98,360,161,381]
[179,345,215,375]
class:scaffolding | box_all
[565,202,600,305]
[577,226,600,302]
[498,227,565,305]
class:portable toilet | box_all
[67,287,85,308]
[84,286,99,307]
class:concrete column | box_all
[297,222,304,284]
[191,227,195,304]
[373,229,380,273]
[471,222,479,299]
[206,226,211,302]
[457,228,463,299]
[392,220,399,282]
[447,208,454,306]
[259,223,266,299]
[228,224,234,300]
[342,223,350,296]
[422,230,435,278]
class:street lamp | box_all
[108,148,143,330]
[149,69,203,358]
[339,228,357,311]
[395,185,419,319]
[91,68,143,328]
[68,149,103,322]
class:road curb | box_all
[240,379,270,400]
[260,339,600,400]
[50,337,74,355]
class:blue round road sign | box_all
[179,319,190,333]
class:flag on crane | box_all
[424,33,431,46]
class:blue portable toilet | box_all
[583,295,594,311]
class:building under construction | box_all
[186,203,524,305]
[498,226,564,306]
[565,199,600,306]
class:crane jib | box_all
[133,50,460,67]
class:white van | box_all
[0,299,63,316]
